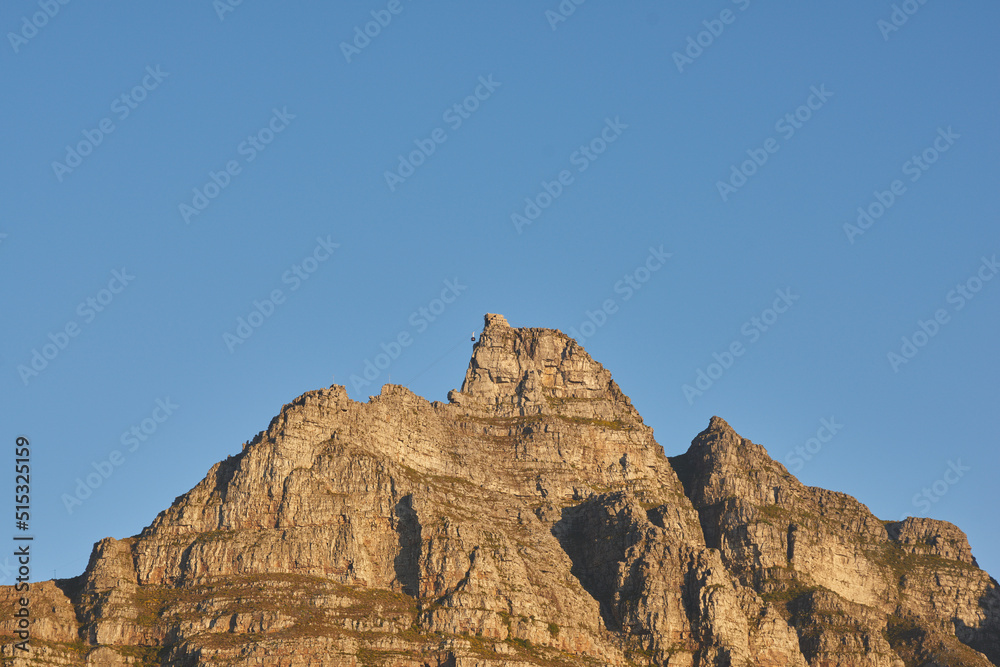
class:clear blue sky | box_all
[2,2,998,584]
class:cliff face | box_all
[2,313,997,667]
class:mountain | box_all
[2,313,997,667]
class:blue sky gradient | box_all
[2,1,998,583]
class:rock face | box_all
[1,313,997,666]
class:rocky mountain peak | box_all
[1,314,997,667]
[699,415,739,439]
[452,313,639,424]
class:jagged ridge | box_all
[1,314,997,667]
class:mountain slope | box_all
[2,313,996,667]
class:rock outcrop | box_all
[1,314,996,666]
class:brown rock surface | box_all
[2,314,996,666]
